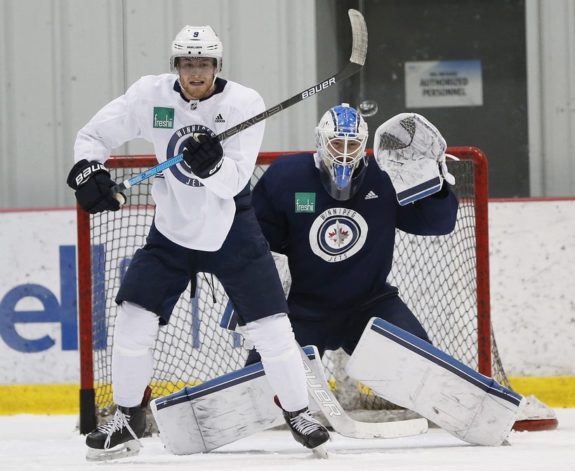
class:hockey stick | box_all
[111,8,367,201]
[301,345,429,439]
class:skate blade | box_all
[312,444,329,459]
[86,439,141,461]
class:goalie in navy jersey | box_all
[67,25,328,461]
[247,104,459,364]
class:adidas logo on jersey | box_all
[215,113,225,123]
[364,190,378,200]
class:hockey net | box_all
[76,148,557,434]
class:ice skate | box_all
[85,405,146,461]
[276,395,329,458]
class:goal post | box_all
[76,148,554,434]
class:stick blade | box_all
[348,9,368,66]
[355,417,429,439]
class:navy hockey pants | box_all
[115,207,288,325]
[246,292,430,363]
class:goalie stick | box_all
[111,9,368,202]
[300,345,428,439]
[221,303,428,439]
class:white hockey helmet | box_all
[170,25,223,72]
[315,103,369,200]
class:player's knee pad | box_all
[243,313,296,359]
[114,301,160,354]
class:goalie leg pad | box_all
[150,361,284,454]
[346,318,524,446]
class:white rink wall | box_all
[0,0,318,209]
[489,199,575,376]
[0,200,574,384]
[0,211,80,383]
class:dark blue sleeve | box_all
[395,183,459,235]
[252,164,288,253]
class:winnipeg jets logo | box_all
[327,222,350,247]
[165,124,216,186]
[309,208,368,262]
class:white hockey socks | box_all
[112,302,159,407]
[243,313,308,412]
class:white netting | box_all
[85,152,506,418]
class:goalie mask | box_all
[170,25,223,73]
[315,103,369,201]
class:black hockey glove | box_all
[66,159,125,214]
[181,133,224,179]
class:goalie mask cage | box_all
[76,147,556,434]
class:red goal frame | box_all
[76,147,490,434]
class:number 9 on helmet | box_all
[170,25,223,73]
[315,103,369,201]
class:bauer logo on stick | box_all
[301,78,336,99]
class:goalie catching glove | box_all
[373,113,456,205]
[67,159,125,214]
[182,132,224,178]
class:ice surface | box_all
[0,409,573,470]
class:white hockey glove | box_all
[373,113,456,205]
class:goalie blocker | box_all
[346,318,524,446]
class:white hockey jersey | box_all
[74,74,265,250]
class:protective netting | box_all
[84,151,507,419]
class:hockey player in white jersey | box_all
[67,25,328,461]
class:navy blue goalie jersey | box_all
[252,153,459,313]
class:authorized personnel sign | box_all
[405,60,483,108]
